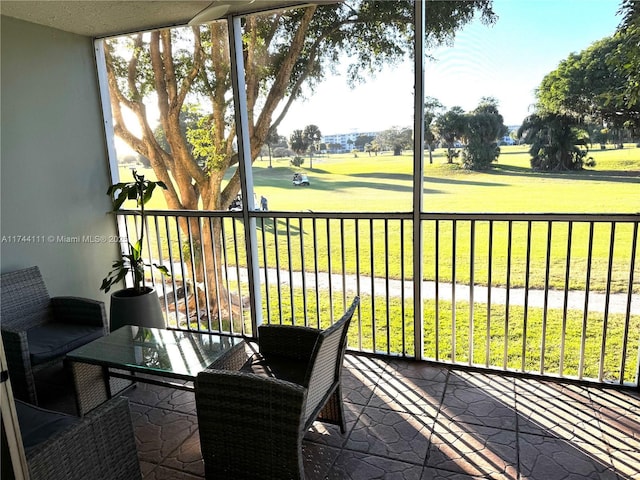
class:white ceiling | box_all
[0,1,316,38]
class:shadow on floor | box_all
[36,355,640,479]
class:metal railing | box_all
[116,210,640,388]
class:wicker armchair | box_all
[195,297,359,480]
[15,396,141,480]
[1,266,107,404]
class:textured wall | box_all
[1,15,118,302]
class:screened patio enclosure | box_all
[93,0,640,391]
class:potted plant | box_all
[101,170,170,331]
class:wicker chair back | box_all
[1,266,52,330]
[195,297,360,480]
[1,266,107,404]
[303,297,358,422]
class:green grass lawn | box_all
[122,143,640,213]
[120,144,640,293]
[203,287,638,384]
[249,144,640,213]
[123,148,639,383]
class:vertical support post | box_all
[469,220,475,365]
[413,0,425,360]
[228,16,263,333]
[94,39,135,295]
[412,0,426,360]
[94,40,120,186]
[451,220,457,362]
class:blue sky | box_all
[279,0,623,136]
[427,0,622,126]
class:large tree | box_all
[104,0,496,320]
[609,0,640,107]
[424,96,444,164]
[303,124,322,168]
[265,127,281,168]
[517,113,592,171]
[376,126,413,156]
[289,129,310,166]
[462,97,507,170]
[434,106,466,163]
[354,134,375,151]
[536,35,639,132]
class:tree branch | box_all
[177,27,205,108]
[151,30,206,187]
[252,6,317,148]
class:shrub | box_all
[462,141,500,170]
[273,147,293,158]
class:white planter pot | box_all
[110,287,166,331]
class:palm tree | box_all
[265,127,280,168]
[303,124,322,169]
[424,97,444,164]
[289,130,309,167]
[435,106,466,163]
[518,113,592,171]
[462,98,507,170]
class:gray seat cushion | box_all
[241,353,308,386]
[27,323,103,365]
[15,399,79,453]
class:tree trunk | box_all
[104,9,317,328]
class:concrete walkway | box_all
[227,267,639,315]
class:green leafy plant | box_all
[101,170,170,294]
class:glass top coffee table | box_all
[66,325,245,414]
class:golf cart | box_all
[292,173,310,186]
[228,192,262,211]
[228,193,243,211]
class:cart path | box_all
[224,267,639,315]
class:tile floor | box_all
[40,354,640,479]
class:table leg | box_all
[70,362,110,415]
[109,369,135,396]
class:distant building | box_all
[322,130,380,153]
[500,125,521,146]
[500,136,516,146]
